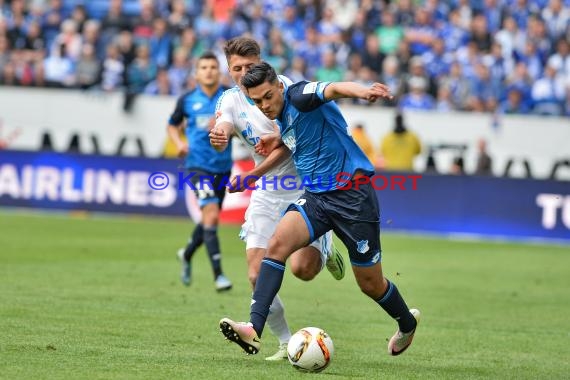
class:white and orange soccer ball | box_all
[287,327,334,372]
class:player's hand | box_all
[255,133,282,156]
[209,127,229,148]
[176,142,188,158]
[227,173,257,193]
[365,82,393,103]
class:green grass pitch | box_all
[1,211,569,379]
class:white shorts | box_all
[240,189,332,268]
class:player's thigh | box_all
[240,191,282,250]
[289,229,333,273]
[212,171,231,208]
[326,183,382,266]
[267,210,312,261]
[190,170,223,225]
[283,192,332,245]
[333,218,381,266]
[201,202,220,226]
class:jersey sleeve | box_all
[168,95,186,126]
[278,74,293,87]
[214,89,235,127]
[288,81,331,112]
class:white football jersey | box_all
[215,76,299,193]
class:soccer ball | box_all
[287,327,334,372]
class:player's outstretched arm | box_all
[323,82,393,103]
[167,123,188,158]
[209,122,233,152]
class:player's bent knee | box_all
[290,261,317,281]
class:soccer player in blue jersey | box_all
[210,37,345,361]
[168,52,233,291]
[219,62,420,356]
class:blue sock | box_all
[184,223,204,261]
[376,280,416,333]
[203,227,222,278]
[250,258,285,337]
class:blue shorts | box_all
[187,169,230,209]
[286,181,381,267]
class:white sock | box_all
[267,294,291,345]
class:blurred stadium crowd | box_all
[1,0,569,116]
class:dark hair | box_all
[198,51,218,62]
[241,62,278,89]
[223,37,261,60]
[394,113,407,134]
[453,156,465,174]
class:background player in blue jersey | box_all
[167,52,233,292]
[220,62,420,356]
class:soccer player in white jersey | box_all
[209,37,346,361]
[220,62,420,358]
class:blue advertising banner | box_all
[0,150,253,222]
[377,173,570,242]
[0,150,185,215]
[1,150,568,243]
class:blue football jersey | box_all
[169,86,233,173]
[277,81,374,193]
